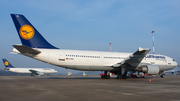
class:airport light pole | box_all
[110,43,111,52]
[151,31,155,54]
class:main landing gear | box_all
[117,74,127,79]
[117,67,127,79]
[101,67,128,79]
[101,71,110,79]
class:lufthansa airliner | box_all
[11,14,178,79]
[2,58,57,76]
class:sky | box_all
[0,0,180,74]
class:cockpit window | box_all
[173,59,176,62]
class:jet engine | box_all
[37,72,44,76]
[138,65,160,75]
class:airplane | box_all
[165,70,180,75]
[2,58,57,76]
[165,65,180,75]
[10,14,178,79]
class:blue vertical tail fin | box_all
[2,59,14,68]
[11,14,58,49]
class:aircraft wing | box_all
[29,69,39,75]
[113,47,150,68]
[29,69,45,75]
[29,69,38,73]
[13,45,41,55]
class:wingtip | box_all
[138,47,144,51]
[138,47,151,51]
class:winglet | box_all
[134,47,151,55]
[138,47,144,51]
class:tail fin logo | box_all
[19,25,35,40]
[4,61,9,66]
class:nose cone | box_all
[173,60,178,68]
[176,62,178,66]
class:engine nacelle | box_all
[140,65,160,75]
[37,72,44,76]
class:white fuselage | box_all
[7,68,57,74]
[13,48,177,72]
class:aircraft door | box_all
[100,54,104,62]
[59,51,65,61]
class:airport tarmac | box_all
[0,75,180,101]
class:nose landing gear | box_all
[160,71,165,78]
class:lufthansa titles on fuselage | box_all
[145,55,165,59]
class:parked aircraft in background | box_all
[165,66,180,75]
[2,59,57,76]
[11,14,178,79]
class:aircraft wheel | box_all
[122,75,127,79]
[117,75,127,79]
[101,75,110,79]
[117,75,122,79]
[107,75,110,79]
[160,74,165,78]
[101,75,104,79]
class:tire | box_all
[122,75,127,79]
[101,75,104,79]
[107,75,110,79]
[117,75,123,79]
[160,74,165,78]
[117,75,119,79]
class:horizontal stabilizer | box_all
[13,45,41,55]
